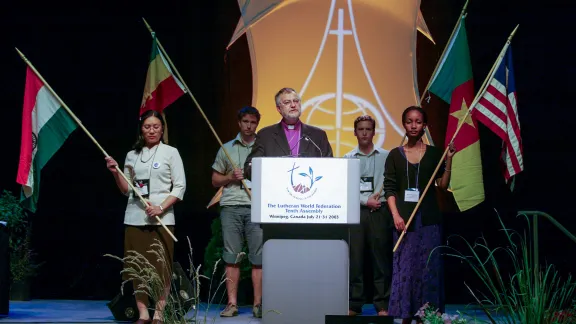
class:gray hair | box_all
[274,87,300,107]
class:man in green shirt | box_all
[211,106,262,318]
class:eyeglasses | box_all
[281,99,301,106]
[142,124,162,131]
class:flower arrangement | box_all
[551,307,576,324]
[416,303,468,324]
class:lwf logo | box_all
[287,162,323,200]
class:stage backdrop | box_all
[228,0,432,156]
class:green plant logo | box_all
[287,162,323,199]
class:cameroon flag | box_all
[428,16,485,211]
[140,34,186,115]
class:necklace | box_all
[406,142,423,189]
[404,141,424,163]
[140,145,159,163]
[287,132,298,143]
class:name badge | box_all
[241,179,252,190]
[134,179,150,199]
[404,188,419,203]
[360,177,374,193]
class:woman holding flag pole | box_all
[384,106,455,323]
[385,16,520,321]
[105,109,186,324]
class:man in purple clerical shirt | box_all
[241,88,334,318]
[244,87,333,179]
[277,90,303,157]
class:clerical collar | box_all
[282,120,301,130]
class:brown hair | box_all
[354,115,376,130]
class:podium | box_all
[251,157,360,324]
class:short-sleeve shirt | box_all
[123,142,186,225]
[343,146,389,206]
[212,133,254,206]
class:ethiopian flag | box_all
[140,34,186,115]
[17,67,78,212]
[428,16,485,211]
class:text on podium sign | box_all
[259,158,350,224]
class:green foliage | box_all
[106,237,228,323]
[106,237,281,323]
[0,190,39,283]
[432,211,576,324]
[203,216,252,281]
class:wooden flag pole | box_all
[399,0,470,148]
[16,48,178,243]
[161,111,169,144]
[142,18,252,199]
[463,24,519,119]
[418,0,470,106]
[393,24,519,252]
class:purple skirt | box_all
[388,211,445,319]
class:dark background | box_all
[0,0,574,304]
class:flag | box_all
[140,34,186,116]
[206,187,223,209]
[16,67,78,212]
[473,46,523,183]
[417,9,435,45]
[428,16,485,211]
[227,0,435,48]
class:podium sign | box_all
[251,157,360,224]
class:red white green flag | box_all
[140,34,186,115]
[17,67,78,212]
[428,16,485,212]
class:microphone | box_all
[304,135,323,157]
[282,135,308,157]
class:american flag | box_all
[473,46,523,182]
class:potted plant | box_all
[432,211,576,323]
[0,190,39,301]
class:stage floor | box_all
[0,300,493,323]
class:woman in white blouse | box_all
[105,110,186,324]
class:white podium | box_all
[251,157,360,324]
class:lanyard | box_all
[405,143,423,190]
[134,144,159,180]
[359,150,377,178]
[237,142,251,167]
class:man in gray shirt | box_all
[211,106,262,318]
[343,115,393,316]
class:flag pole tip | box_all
[509,24,520,39]
[142,17,154,34]
[15,48,26,60]
[460,0,470,15]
